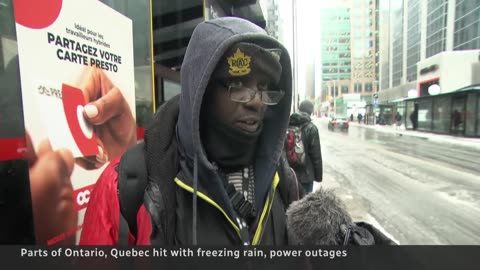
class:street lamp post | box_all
[333,80,336,117]
[292,0,298,112]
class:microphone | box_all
[286,188,395,245]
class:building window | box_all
[354,83,362,93]
[418,99,433,131]
[406,1,421,83]
[465,93,477,136]
[392,5,404,87]
[341,85,349,93]
[365,82,373,92]
[426,0,448,57]
[432,96,451,134]
[333,86,339,97]
[454,0,480,50]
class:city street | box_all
[313,118,480,245]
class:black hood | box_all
[175,17,293,220]
[289,112,311,127]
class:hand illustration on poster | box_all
[34,67,136,169]
[35,82,99,160]
[75,67,136,170]
[25,132,77,245]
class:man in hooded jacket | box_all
[79,17,299,245]
[288,100,323,193]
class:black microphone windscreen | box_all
[286,188,353,245]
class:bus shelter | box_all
[403,86,480,137]
[365,104,394,125]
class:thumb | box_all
[83,87,125,125]
[25,131,37,165]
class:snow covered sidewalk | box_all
[348,121,480,150]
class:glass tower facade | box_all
[454,0,480,50]
[406,0,421,82]
[321,7,352,82]
[391,0,404,87]
[426,0,448,58]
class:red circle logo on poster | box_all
[14,0,63,29]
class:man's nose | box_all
[245,90,264,111]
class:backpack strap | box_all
[117,142,148,245]
[142,96,180,245]
[118,211,130,246]
[271,152,303,244]
[277,152,303,205]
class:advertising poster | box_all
[13,0,136,244]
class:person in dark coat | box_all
[410,104,418,130]
[395,112,402,129]
[288,100,323,193]
[357,113,363,124]
[80,17,300,245]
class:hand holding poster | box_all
[13,0,136,244]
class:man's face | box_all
[204,74,270,133]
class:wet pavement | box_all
[313,118,480,244]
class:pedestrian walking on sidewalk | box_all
[395,112,402,130]
[286,100,323,194]
[410,104,418,130]
[357,113,363,124]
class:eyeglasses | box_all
[221,81,284,105]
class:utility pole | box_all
[292,0,298,112]
[373,94,376,125]
[333,80,336,117]
[334,11,341,118]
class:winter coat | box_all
[80,17,298,245]
[288,112,323,184]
